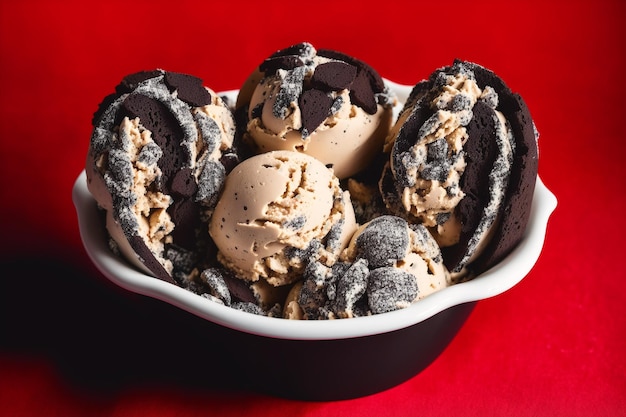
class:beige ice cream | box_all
[284,215,449,320]
[383,71,506,228]
[236,42,396,179]
[381,60,518,279]
[342,215,449,312]
[209,150,357,287]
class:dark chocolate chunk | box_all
[311,61,357,91]
[349,70,377,114]
[122,93,186,191]
[170,167,198,197]
[250,102,263,120]
[441,100,499,271]
[299,88,333,137]
[259,56,304,75]
[443,61,538,274]
[164,71,212,107]
[317,48,386,93]
[355,216,409,268]
[473,93,538,272]
[213,269,256,304]
[116,70,163,94]
[367,267,418,314]
[168,198,200,250]
[127,235,177,285]
[219,151,240,174]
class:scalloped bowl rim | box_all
[73,81,557,341]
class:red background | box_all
[1,0,625,415]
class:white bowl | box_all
[72,82,557,399]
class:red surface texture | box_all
[1,0,625,415]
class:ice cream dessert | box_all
[283,215,448,319]
[235,42,396,179]
[209,150,357,289]
[83,54,539,320]
[86,69,240,284]
[380,59,538,280]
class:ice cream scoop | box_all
[209,150,357,287]
[381,60,538,280]
[235,42,396,179]
[284,215,448,319]
[86,69,239,284]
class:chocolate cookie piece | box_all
[122,93,187,185]
[164,72,212,107]
[354,216,410,268]
[127,235,175,284]
[88,69,238,284]
[256,42,389,125]
[473,93,538,272]
[260,55,304,75]
[383,59,538,278]
[318,48,386,114]
[455,61,538,273]
[349,70,378,114]
[239,42,395,180]
[367,267,418,314]
[317,48,386,93]
[441,101,500,270]
[332,258,369,318]
[299,89,333,138]
[311,61,357,91]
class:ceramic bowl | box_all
[72,81,557,400]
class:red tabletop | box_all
[1,0,625,415]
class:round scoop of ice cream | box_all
[381,59,538,279]
[343,215,448,313]
[86,69,239,284]
[209,150,357,287]
[235,42,396,179]
[285,215,448,320]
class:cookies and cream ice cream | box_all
[83,54,539,320]
[86,69,239,284]
[235,42,396,179]
[282,215,448,319]
[209,150,357,287]
[381,60,538,279]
